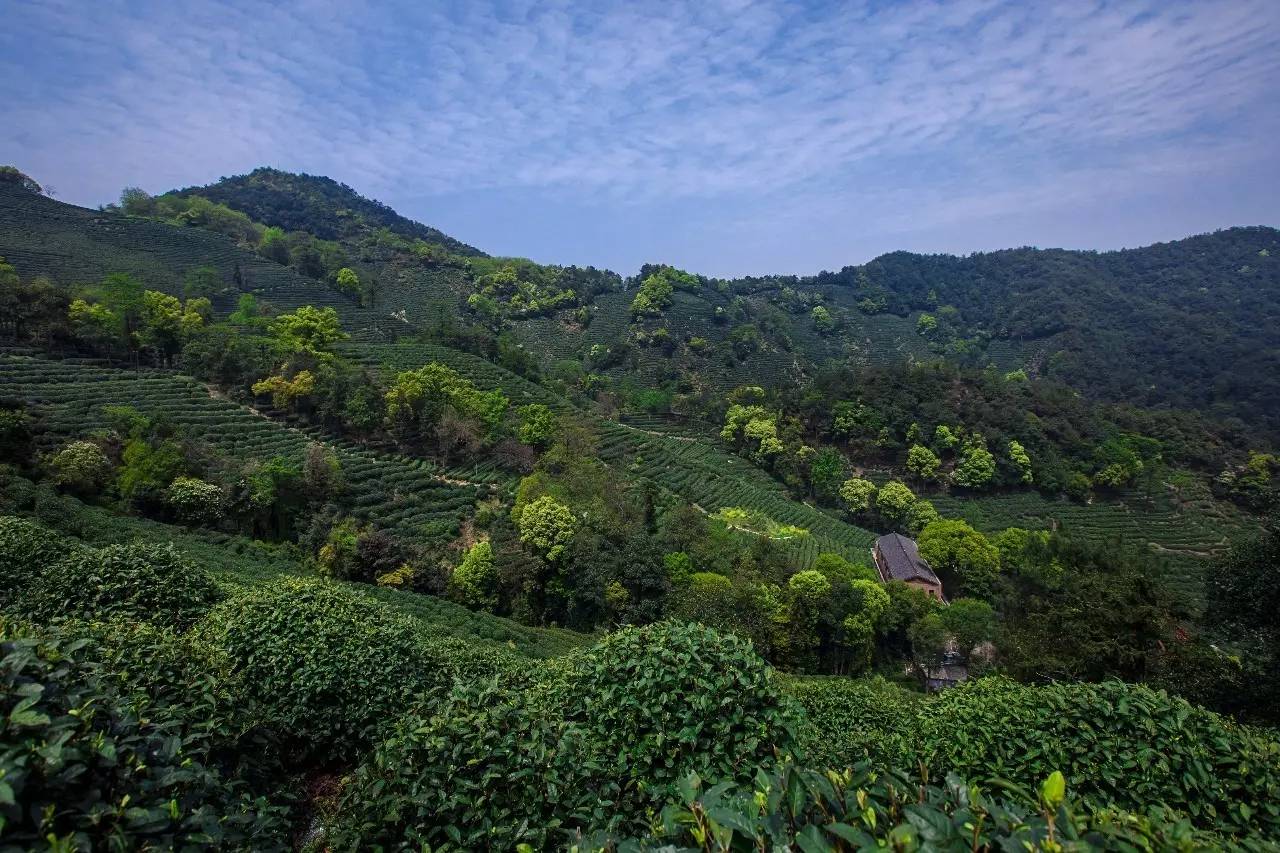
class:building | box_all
[872,533,944,600]
[924,652,969,692]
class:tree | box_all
[267,306,347,356]
[449,541,497,609]
[811,552,876,584]
[721,405,784,462]
[808,447,846,500]
[165,476,223,525]
[953,440,996,489]
[906,444,941,481]
[253,370,316,410]
[120,186,157,216]
[336,267,361,295]
[811,305,835,333]
[940,597,995,659]
[302,442,344,500]
[906,499,940,534]
[117,439,185,506]
[917,519,1001,600]
[1008,440,1033,484]
[517,403,558,448]
[259,226,290,264]
[839,477,876,514]
[908,612,948,671]
[876,481,916,526]
[137,290,206,364]
[515,495,575,561]
[49,440,112,496]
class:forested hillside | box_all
[2,163,1278,849]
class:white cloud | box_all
[1,0,1277,273]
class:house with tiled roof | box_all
[872,532,944,600]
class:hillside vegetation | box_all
[1,163,1278,849]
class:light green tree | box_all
[449,540,497,609]
[953,438,996,489]
[335,267,360,295]
[515,495,575,561]
[49,440,112,496]
[906,444,942,481]
[1008,439,1033,484]
[876,480,916,525]
[918,519,1001,600]
[268,305,348,356]
[839,477,876,514]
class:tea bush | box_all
[0,623,289,851]
[331,679,595,852]
[786,674,919,769]
[917,677,1280,838]
[23,542,223,629]
[194,576,508,758]
[586,761,1242,852]
[565,621,800,816]
[0,515,82,608]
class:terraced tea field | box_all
[0,184,399,340]
[0,354,495,547]
[932,487,1254,611]
[356,341,880,568]
[13,493,586,658]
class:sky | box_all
[2,0,1278,277]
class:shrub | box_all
[24,542,223,630]
[48,439,112,496]
[564,621,799,819]
[331,680,592,852]
[166,476,224,525]
[918,677,1280,837]
[585,761,1234,851]
[0,623,289,851]
[0,515,83,608]
[786,675,918,769]
[194,577,492,757]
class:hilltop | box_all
[153,169,1280,438]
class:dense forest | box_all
[1,164,1278,850]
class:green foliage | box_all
[23,542,223,630]
[838,476,876,514]
[565,621,799,816]
[630,265,695,317]
[721,404,783,462]
[266,304,347,355]
[906,443,941,481]
[589,760,1233,851]
[165,476,224,525]
[449,540,497,609]
[1008,438,1033,484]
[515,494,576,560]
[810,552,876,584]
[517,402,558,447]
[193,577,470,757]
[918,677,1280,837]
[952,438,996,489]
[0,516,82,608]
[875,480,916,525]
[47,439,112,496]
[917,519,1000,599]
[385,361,509,438]
[332,679,585,852]
[0,624,289,851]
[117,438,185,505]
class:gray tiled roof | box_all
[875,533,941,586]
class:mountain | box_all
[159,169,1280,438]
[170,166,484,256]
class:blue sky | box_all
[2,0,1278,277]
